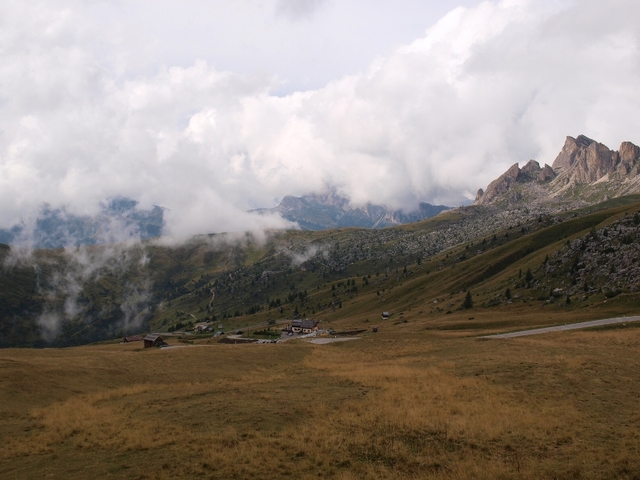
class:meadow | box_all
[3,199,640,478]
[2,310,640,479]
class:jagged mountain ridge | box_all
[475,135,640,207]
[252,191,450,230]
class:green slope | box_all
[3,196,640,347]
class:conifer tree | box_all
[462,290,473,309]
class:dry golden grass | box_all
[1,322,640,479]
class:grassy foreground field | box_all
[2,313,640,479]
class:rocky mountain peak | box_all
[619,141,640,165]
[475,134,640,208]
[520,159,541,177]
[551,135,616,183]
[475,159,556,205]
[552,135,592,170]
[278,195,304,211]
[474,163,517,205]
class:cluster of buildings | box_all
[123,317,330,349]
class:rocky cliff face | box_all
[552,135,617,183]
[475,135,640,207]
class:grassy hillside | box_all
[145,198,640,338]
[3,196,640,346]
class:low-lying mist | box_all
[0,219,331,346]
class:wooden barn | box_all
[143,334,166,348]
[123,335,144,343]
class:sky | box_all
[1,0,640,239]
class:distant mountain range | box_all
[475,134,640,208]
[251,191,451,230]
[0,198,164,249]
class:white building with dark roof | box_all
[291,319,319,334]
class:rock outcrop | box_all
[551,135,617,183]
[475,160,556,205]
[552,134,595,170]
[475,135,640,207]
[615,142,640,178]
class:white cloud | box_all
[1,0,640,237]
[276,0,332,20]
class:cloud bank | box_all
[1,0,639,239]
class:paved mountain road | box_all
[482,315,640,339]
[308,337,360,344]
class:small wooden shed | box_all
[143,334,166,348]
[123,335,144,343]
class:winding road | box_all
[482,315,640,339]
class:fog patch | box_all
[118,278,153,333]
[37,311,63,343]
[158,207,296,246]
[5,240,154,344]
[0,198,164,250]
[281,244,329,266]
